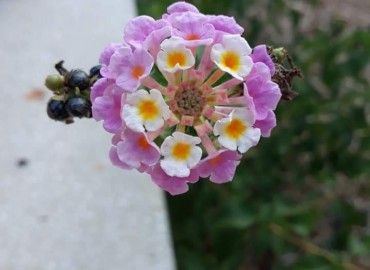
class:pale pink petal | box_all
[150,163,200,195]
[90,78,114,101]
[116,129,160,169]
[167,2,199,14]
[92,93,123,133]
[99,43,122,66]
[143,24,172,57]
[99,43,122,78]
[244,62,281,119]
[254,110,277,137]
[109,47,154,92]
[171,12,215,47]
[198,150,241,184]
[208,15,243,34]
[251,45,275,76]
[109,146,132,170]
[124,16,171,51]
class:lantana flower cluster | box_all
[91,1,281,195]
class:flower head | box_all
[91,1,282,195]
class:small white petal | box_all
[160,37,184,51]
[122,105,144,132]
[157,51,168,71]
[161,136,176,156]
[213,113,233,136]
[210,44,223,64]
[234,108,256,126]
[187,146,202,168]
[173,132,201,145]
[218,135,238,151]
[126,89,149,105]
[223,35,252,55]
[238,56,253,77]
[160,159,190,177]
[237,128,261,153]
[144,117,164,131]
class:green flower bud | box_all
[272,47,287,63]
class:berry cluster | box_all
[45,61,101,124]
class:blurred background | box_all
[0,1,174,269]
[137,0,370,269]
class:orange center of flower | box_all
[167,51,186,68]
[210,155,221,165]
[186,33,200,41]
[138,99,159,120]
[137,135,150,150]
[221,51,240,72]
[131,65,144,79]
[225,118,247,140]
[172,142,191,161]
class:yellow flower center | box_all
[172,142,191,161]
[225,118,247,140]
[138,99,159,121]
[221,51,240,72]
[131,65,144,79]
[167,51,186,68]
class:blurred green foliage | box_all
[137,0,370,269]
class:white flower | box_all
[157,37,195,73]
[160,132,202,177]
[122,89,170,132]
[211,34,253,80]
[214,109,261,153]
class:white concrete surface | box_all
[0,1,175,270]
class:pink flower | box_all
[116,129,161,169]
[99,43,121,78]
[251,45,275,76]
[207,15,244,42]
[243,63,281,137]
[124,16,171,55]
[170,12,215,47]
[109,146,132,170]
[92,92,123,133]
[254,110,277,137]
[197,150,242,184]
[109,46,154,92]
[167,1,199,14]
[90,78,113,101]
[244,62,281,120]
[150,163,200,195]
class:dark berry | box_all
[47,99,70,121]
[89,65,102,79]
[66,69,90,90]
[66,96,92,118]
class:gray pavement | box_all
[0,1,175,269]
